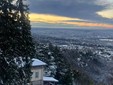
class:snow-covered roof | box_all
[32,59,46,66]
[43,77,58,82]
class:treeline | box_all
[34,41,97,85]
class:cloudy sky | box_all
[28,0,113,29]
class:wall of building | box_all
[31,66,44,85]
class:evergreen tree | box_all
[52,46,73,85]
[0,0,35,84]
[34,42,73,85]
[16,0,35,83]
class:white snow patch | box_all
[32,58,46,66]
[77,58,81,61]
[43,77,58,82]
[100,39,113,42]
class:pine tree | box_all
[16,0,35,84]
[52,46,73,85]
[0,0,35,84]
[34,42,73,85]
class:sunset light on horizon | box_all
[29,0,113,29]
[29,13,113,28]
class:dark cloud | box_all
[28,0,113,24]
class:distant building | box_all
[30,59,58,85]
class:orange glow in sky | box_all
[29,13,113,28]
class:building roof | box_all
[32,58,46,66]
[43,77,58,82]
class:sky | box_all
[28,0,113,29]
